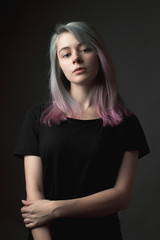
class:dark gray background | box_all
[1,0,159,239]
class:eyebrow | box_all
[59,47,70,54]
[58,43,84,54]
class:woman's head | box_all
[42,21,130,126]
[50,21,107,92]
[56,31,100,88]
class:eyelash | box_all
[81,48,89,52]
[63,48,90,58]
[63,53,70,58]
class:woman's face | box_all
[57,32,99,86]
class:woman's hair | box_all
[41,21,131,126]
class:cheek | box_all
[59,62,71,78]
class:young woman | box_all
[14,21,150,240]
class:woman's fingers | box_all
[20,200,50,228]
[25,222,35,228]
[23,218,36,228]
[21,207,27,213]
[21,207,31,215]
[24,218,40,229]
[22,213,29,219]
[21,200,35,214]
[22,200,34,206]
[20,200,41,228]
[22,212,39,228]
[24,218,33,227]
[21,205,33,214]
[24,218,31,224]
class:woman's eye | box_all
[81,48,89,52]
[63,53,70,58]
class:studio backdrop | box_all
[1,1,159,239]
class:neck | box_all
[70,84,94,110]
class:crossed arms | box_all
[21,151,138,240]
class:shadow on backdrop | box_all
[1,1,159,239]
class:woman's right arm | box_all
[23,155,52,240]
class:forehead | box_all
[57,32,81,50]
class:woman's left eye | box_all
[81,48,90,53]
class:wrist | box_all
[50,200,65,219]
[51,199,78,219]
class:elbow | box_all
[121,201,129,210]
[119,196,131,211]
[117,189,131,211]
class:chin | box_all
[70,76,95,85]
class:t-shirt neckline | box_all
[66,117,102,121]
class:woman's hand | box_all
[21,199,55,228]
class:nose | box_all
[72,52,83,64]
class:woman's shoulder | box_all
[22,102,53,126]
[113,111,147,141]
[122,112,139,124]
[26,101,53,116]
[114,112,142,131]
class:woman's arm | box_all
[55,150,138,218]
[23,155,52,240]
[21,151,138,227]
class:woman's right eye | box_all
[63,53,70,58]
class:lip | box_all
[73,67,87,73]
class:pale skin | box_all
[57,31,100,118]
[21,32,139,239]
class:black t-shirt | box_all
[14,103,150,240]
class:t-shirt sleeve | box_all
[117,114,150,159]
[14,105,41,159]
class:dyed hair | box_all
[41,21,131,126]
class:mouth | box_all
[73,67,87,73]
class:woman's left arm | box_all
[21,150,138,227]
[56,150,138,217]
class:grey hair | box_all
[41,21,130,126]
[49,21,104,116]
